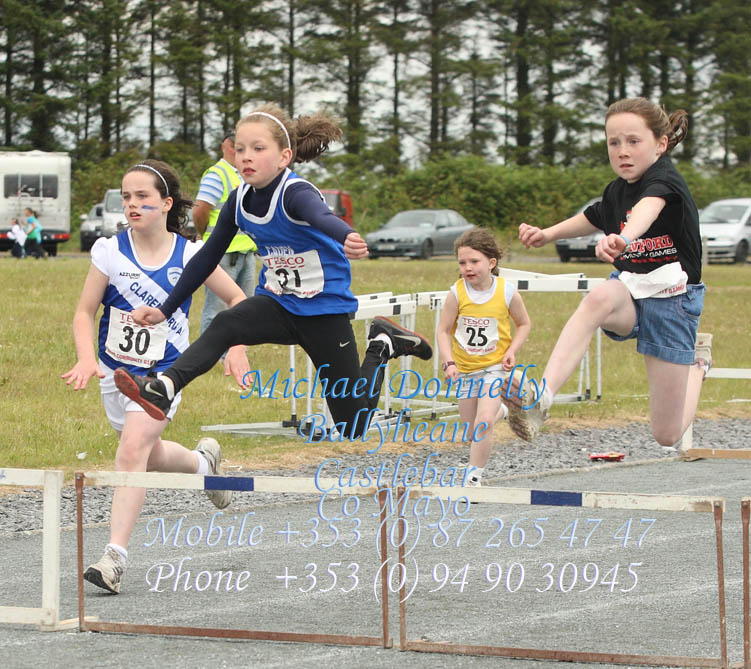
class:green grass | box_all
[1,249,749,474]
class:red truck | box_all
[321,189,354,227]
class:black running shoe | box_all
[368,316,433,360]
[114,368,172,421]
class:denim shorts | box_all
[601,271,705,365]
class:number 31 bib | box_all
[262,250,324,298]
[105,306,169,368]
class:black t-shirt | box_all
[583,154,702,284]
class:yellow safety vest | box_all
[202,159,256,254]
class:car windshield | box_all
[104,191,123,213]
[383,211,437,229]
[700,203,748,224]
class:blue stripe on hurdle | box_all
[530,489,583,507]
[204,476,255,492]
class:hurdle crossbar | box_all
[681,368,751,461]
[397,486,728,667]
[75,472,392,649]
[0,468,82,631]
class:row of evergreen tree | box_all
[1,0,749,171]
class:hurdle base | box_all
[402,639,726,667]
[682,448,751,461]
[41,615,98,632]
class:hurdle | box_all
[395,485,728,667]
[0,468,79,631]
[75,471,393,648]
[739,499,751,669]
[681,368,751,461]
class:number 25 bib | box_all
[105,306,169,368]
[262,250,324,298]
[454,315,499,355]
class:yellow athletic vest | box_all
[451,277,512,372]
[202,160,256,254]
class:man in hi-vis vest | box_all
[193,130,257,334]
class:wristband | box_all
[619,233,631,247]
[442,361,456,372]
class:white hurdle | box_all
[0,468,79,631]
[203,270,607,439]
[681,367,751,460]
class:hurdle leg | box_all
[743,500,750,669]
[712,501,728,668]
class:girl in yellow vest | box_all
[437,228,531,486]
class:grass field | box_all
[1,247,749,475]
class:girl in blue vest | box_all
[62,159,248,594]
[114,104,432,440]
[437,228,531,486]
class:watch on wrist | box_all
[442,360,456,372]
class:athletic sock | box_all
[107,543,128,565]
[371,333,393,357]
[195,451,210,475]
[156,372,175,400]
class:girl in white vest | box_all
[62,159,249,594]
[437,228,531,486]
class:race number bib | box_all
[454,315,499,355]
[262,250,324,299]
[105,306,168,368]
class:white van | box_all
[0,151,71,256]
[100,188,127,238]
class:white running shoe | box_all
[84,546,124,594]
[508,382,552,442]
[196,438,233,510]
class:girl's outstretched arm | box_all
[61,265,109,390]
[519,212,597,248]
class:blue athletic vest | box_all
[234,168,357,316]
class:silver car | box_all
[554,197,603,262]
[699,198,751,264]
[365,209,475,259]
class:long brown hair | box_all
[124,159,193,235]
[606,97,688,152]
[237,103,342,164]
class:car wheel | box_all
[368,254,379,260]
[734,240,749,264]
[418,240,433,260]
[558,252,570,263]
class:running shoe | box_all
[368,316,432,360]
[84,546,124,594]
[196,438,233,510]
[508,382,552,442]
[114,368,172,421]
[694,332,713,377]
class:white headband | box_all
[249,111,291,149]
[133,163,169,196]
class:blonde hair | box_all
[606,97,688,152]
[237,103,342,164]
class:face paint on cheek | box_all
[141,204,159,211]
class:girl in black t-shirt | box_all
[511,97,710,446]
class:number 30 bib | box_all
[263,250,324,298]
[454,315,499,355]
[105,306,169,368]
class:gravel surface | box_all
[2,418,749,534]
